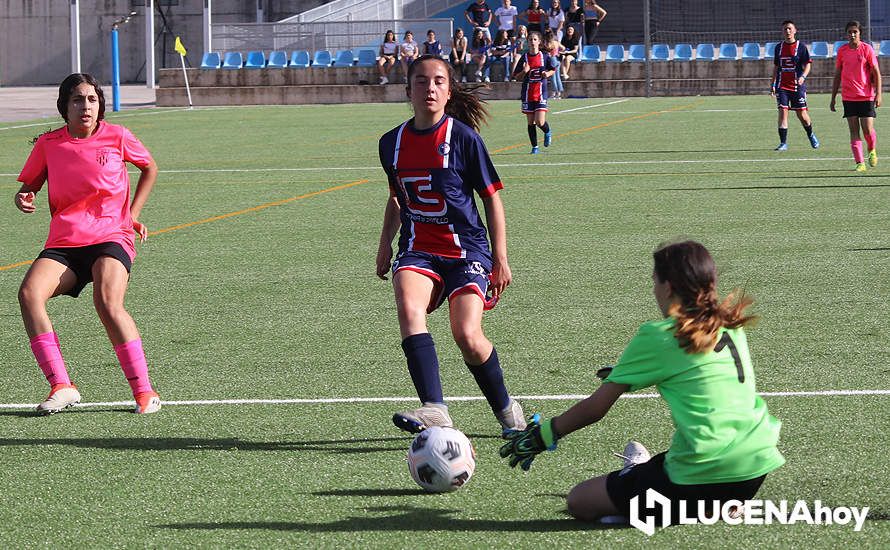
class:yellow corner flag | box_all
[174,36,187,56]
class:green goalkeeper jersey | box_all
[605,318,785,485]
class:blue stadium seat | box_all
[356,48,377,67]
[627,44,645,61]
[200,52,221,69]
[289,50,310,68]
[579,44,601,62]
[741,42,762,60]
[605,44,625,62]
[764,41,779,58]
[879,41,890,56]
[673,43,693,61]
[810,41,829,59]
[695,43,715,61]
[333,49,355,67]
[267,51,287,68]
[833,40,847,56]
[718,43,738,60]
[651,44,670,61]
[312,50,333,67]
[222,51,243,69]
[244,50,266,68]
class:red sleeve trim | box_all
[478,181,503,198]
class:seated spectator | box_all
[449,28,469,82]
[485,29,513,82]
[512,25,529,74]
[560,24,580,79]
[399,31,419,78]
[378,30,398,84]
[469,28,491,82]
[423,29,444,57]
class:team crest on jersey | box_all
[437,142,451,156]
[96,149,111,166]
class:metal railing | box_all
[279,0,466,23]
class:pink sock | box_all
[865,131,877,152]
[30,332,71,386]
[851,140,864,163]
[114,339,153,395]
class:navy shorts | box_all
[37,242,132,298]
[522,100,548,113]
[843,100,876,119]
[605,452,767,525]
[776,87,808,110]
[392,250,495,313]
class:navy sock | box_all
[401,333,444,404]
[466,347,510,413]
[527,125,537,146]
[803,124,813,137]
[539,122,551,134]
[778,127,788,143]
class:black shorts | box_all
[605,452,767,525]
[37,242,132,298]
[842,100,877,119]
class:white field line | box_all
[2,389,888,410]
[551,98,630,114]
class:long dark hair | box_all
[406,55,490,132]
[57,73,106,123]
[653,241,756,353]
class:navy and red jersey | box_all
[466,1,493,26]
[379,115,503,263]
[773,40,811,92]
[516,51,558,103]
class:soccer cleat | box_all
[868,150,878,167]
[530,146,540,154]
[774,143,788,151]
[809,134,820,149]
[392,402,453,434]
[36,383,81,415]
[855,162,867,173]
[134,390,161,414]
[496,399,527,437]
[614,440,651,476]
[543,131,552,147]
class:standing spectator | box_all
[495,0,519,40]
[486,29,514,82]
[378,30,399,84]
[400,31,420,79]
[522,0,547,36]
[450,27,470,82]
[560,24,580,80]
[583,0,606,45]
[548,0,565,42]
[544,29,565,99]
[512,25,530,74]
[470,28,491,82]
[830,20,883,171]
[466,0,494,42]
[565,0,585,40]
[769,20,819,152]
[423,29,444,58]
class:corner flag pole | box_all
[174,36,193,108]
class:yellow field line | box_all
[0,179,370,272]
[490,100,704,154]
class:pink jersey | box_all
[836,42,879,101]
[18,121,153,260]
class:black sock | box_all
[778,127,788,143]
[803,124,813,137]
[539,122,551,134]
[466,348,510,413]
[401,333,444,404]
[528,125,537,146]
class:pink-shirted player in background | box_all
[15,73,161,415]
[376,55,526,436]
[830,20,883,172]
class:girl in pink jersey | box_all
[14,73,161,415]
[830,20,883,172]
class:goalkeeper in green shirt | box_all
[500,240,784,523]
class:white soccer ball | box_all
[407,426,476,493]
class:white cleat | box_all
[36,384,81,415]
[614,440,651,475]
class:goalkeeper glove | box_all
[498,413,559,471]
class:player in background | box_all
[376,55,526,436]
[514,31,559,153]
[15,73,160,415]
[500,241,784,526]
[770,20,819,151]
[830,20,883,172]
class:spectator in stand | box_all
[522,0,547,36]
[470,28,492,82]
[560,24,580,80]
[450,27,470,82]
[544,29,565,99]
[378,29,399,84]
[583,0,606,45]
[495,0,519,41]
[512,25,530,75]
[466,0,494,42]
[400,30,420,78]
[565,0,585,40]
[548,0,566,42]
[486,29,514,82]
[423,29,444,58]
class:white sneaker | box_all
[36,383,81,415]
[474,70,483,78]
[462,76,467,83]
[379,76,388,85]
[614,441,651,475]
[393,402,453,434]
[495,399,527,435]
[484,76,490,82]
